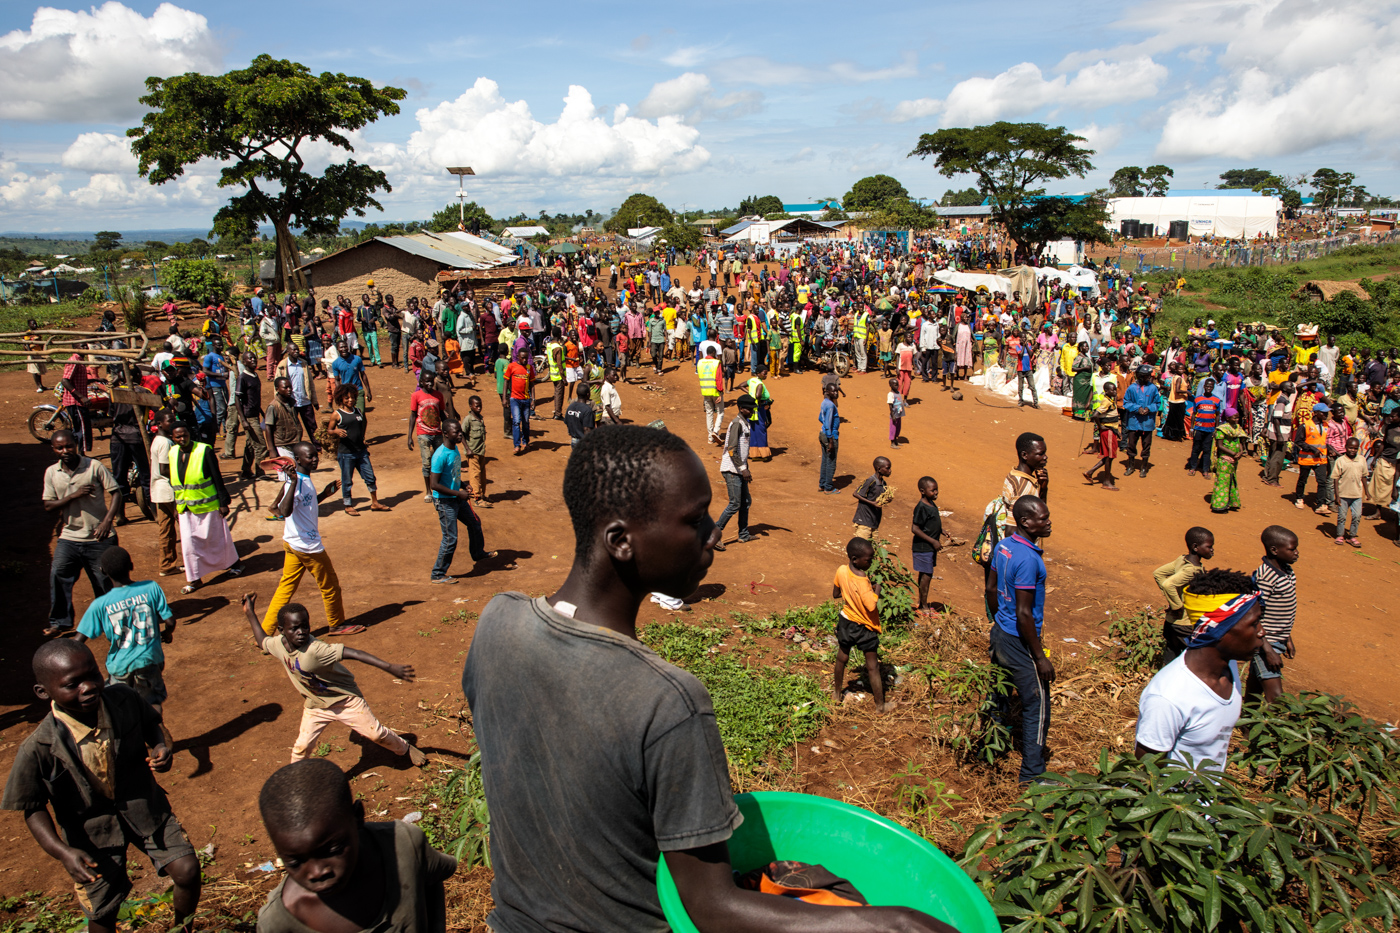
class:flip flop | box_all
[369,504,391,511]
[42,625,70,638]
[344,506,361,516]
[180,583,201,595]
[326,625,366,636]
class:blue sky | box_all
[3,0,1398,232]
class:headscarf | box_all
[1181,591,1261,648]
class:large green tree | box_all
[842,174,909,211]
[909,122,1107,256]
[91,230,123,252]
[603,193,672,234]
[1310,168,1357,213]
[428,201,495,234]
[737,194,783,216]
[940,187,982,206]
[128,55,406,293]
[1110,165,1174,197]
[1218,167,1273,189]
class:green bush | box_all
[1103,608,1160,675]
[868,537,916,635]
[158,258,229,301]
[432,750,491,868]
[930,658,1011,766]
[640,622,827,771]
[962,752,1400,933]
[1233,691,1400,821]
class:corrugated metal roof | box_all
[720,220,753,235]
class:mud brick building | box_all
[297,231,518,305]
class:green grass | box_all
[1153,243,1400,348]
[640,621,829,771]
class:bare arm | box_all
[911,522,941,551]
[24,808,98,884]
[1015,589,1054,683]
[341,647,414,681]
[241,594,268,648]
[42,485,96,512]
[665,843,956,933]
[429,469,468,499]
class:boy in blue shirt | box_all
[1121,365,1162,478]
[74,546,176,747]
[985,495,1052,785]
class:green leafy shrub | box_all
[868,538,916,635]
[930,658,1011,766]
[78,286,105,304]
[159,258,229,301]
[640,622,827,771]
[1102,608,1161,675]
[1233,691,1400,821]
[961,752,1400,933]
[426,749,491,867]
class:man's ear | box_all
[601,519,633,564]
[33,683,50,703]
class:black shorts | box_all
[78,812,194,922]
[836,615,880,654]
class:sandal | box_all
[326,624,366,636]
[42,625,70,638]
[369,503,391,511]
[180,583,201,595]
[344,506,361,516]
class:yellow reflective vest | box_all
[170,442,220,515]
[697,357,722,397]
[853,311,869,342]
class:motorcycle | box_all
[814,334,852,376]
[29,381,112,443]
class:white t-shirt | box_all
[149,434,175,503]
[282,472,324,554]
[600,382,621,417]
[1134,654,1241,771]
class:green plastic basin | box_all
[656,791,998,933]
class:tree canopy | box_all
[910,122,1107,256]
[842,175,910,211]
[603,193,672,233]
[1251,173,1305,211]
[92,231,123,252]
[1218,168,1273,189]
[737,194,783,216]
[660,221,701,251]
[1109,165,1173,197]
[1309,168,1356,212]
[428,201,495,235]
[127,54,406,293]
[940,187,982,206]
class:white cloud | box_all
[635,72,762,124]
[888,98,942,124]
[940,58,1167,125]
[713,52,919,87]
[1153,0,1400,158]
[0,160,65,211]
[61,132,139,173]
[404,78,710,180]
[1071,123,1124,155]
[0,2,221,123]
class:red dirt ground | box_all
[0,278,1393,903]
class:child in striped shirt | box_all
[1249,525,1299,704]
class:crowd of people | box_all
[12,230,1400,933]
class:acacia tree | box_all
[843,174,909,211]
[910,122,1109,257]
[128,55,406,293]
[603,193,672,233]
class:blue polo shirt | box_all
[991,533,1046,636]
[819,398,839,439]
[1122,382,1161,432]
[331,354,364,389]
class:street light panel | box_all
[447,166,476,176]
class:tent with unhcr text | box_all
[1107,192,1281,239]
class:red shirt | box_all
[61,354,88,407]
[337,308,355,334]
[410,388,443,436]
[505,362,532,400]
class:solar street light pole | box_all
[447,166,476,229]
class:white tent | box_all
[502,225,549,239]
[1035,265,1100,297]
[931,269,1016,295]
[1108,195,1281,239]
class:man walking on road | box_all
[714,395,755,550]
[698,345,724,445]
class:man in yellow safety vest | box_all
[698,346,724,445]
[853,308,870,373]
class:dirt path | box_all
[0,290,1393,899]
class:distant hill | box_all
[0,221,373,255]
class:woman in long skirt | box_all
[169,423,244,595]
[744,371,773,460]
[955,320,974,379]
[1071,342,1093,419]
[1211,409,1246,513]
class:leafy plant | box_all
[891,761,963,836]
[115,285,148,331]
[1102,608,1161,675]
[0,892,85,933]
[961,752,1400,933]
[930,659,1012,766]
[868,538,916,635]
[641,622,828,771]
[1233,691,1400,822]
[434,750,492,868]
[158,258,229,301]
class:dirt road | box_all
[0,293,1392,899]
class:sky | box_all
[2,0,1399,234]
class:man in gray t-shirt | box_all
[462,426,953,933]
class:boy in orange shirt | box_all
[831,537,886,712]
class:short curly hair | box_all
[259,759,354,834]
[562,425,691,565]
